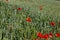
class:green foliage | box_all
[0,1,60,40]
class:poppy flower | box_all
[58,22,60,24]
[17,8,22,11]
[44,34,49,38]
[37,32,44,38]
[50,21,55,26]
[49,32,53,38]
[44,34,49,40]
[39,6,43,10]
[26,17,31,22]
[55,33,60,37]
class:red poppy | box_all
[44,34,49,40]
[44,34,49,38]
[17,8,22,11]
[58,22,60,24]
[39,6,43,10]
[37,32,44,38]
[26,17,31,22]
[49,32,53,38]
[50,21,55,26]
[55,33,60,37]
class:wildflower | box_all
[44,34,49,40]
[50,21,55,26]
[58,22,60,24]
[26,17,31,22]
[37,32,44,38]
[55,33,60,37]
[49,32,53,38]
[44,34,49,38]
[58,22,60,28]
[17,8,22,11]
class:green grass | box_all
[0,0,60,40]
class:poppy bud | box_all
[26,17,31,22]
[50,21,55,26]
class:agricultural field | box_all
[0,0,60,40]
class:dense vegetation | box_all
[0,0,60,40]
